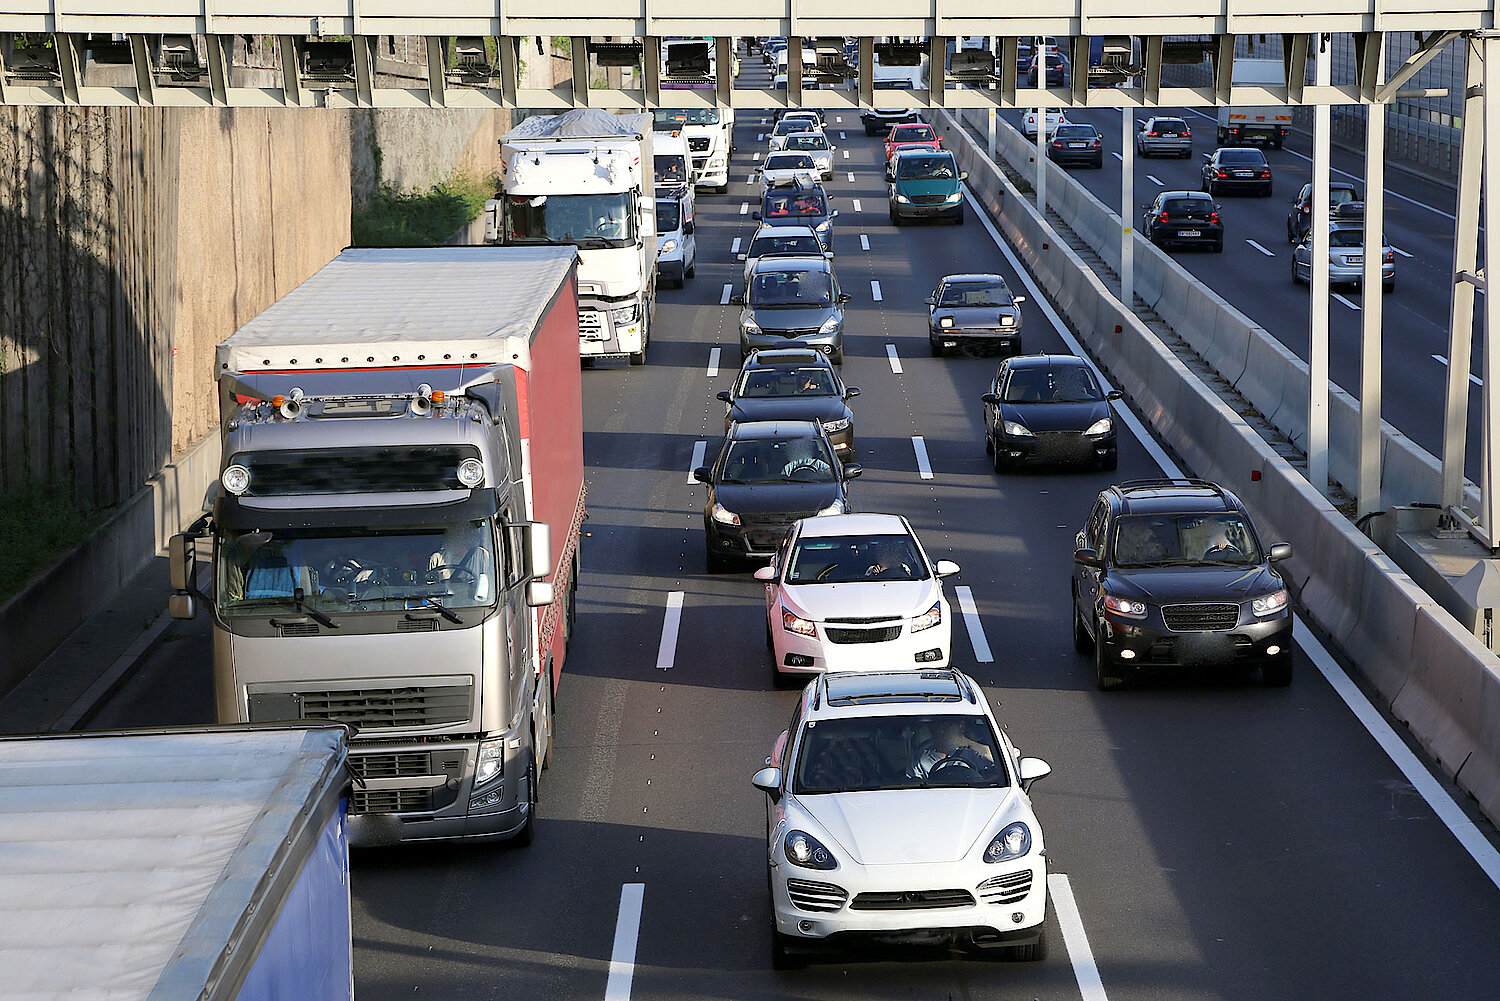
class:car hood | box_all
[750,304,838,331]
[728,397,850,425]
[932,305,1017,329]
[714,480,842,516]
[895,177,959,197]
[801,788,1016,865]
[1108,565,1280,602]
[784,578,938,621]
[1000,400,1109,432]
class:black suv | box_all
[1286,181,1362,244]
[1071,479,1294,689]
[718,348,859,458]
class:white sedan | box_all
[757,152,822,194]
[752,668,1053,967]
[1021,109,1071,140]
[755,513,958,686]
[768,116,823,151]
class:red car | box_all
[884,123,941,167]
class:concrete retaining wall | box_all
[941,108,1500,828]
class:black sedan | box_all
[926,273,1026,356]
[718,348,860,458]
[1047,123,1104,168]
[1201,147,1273,197]
[1142,191,1223,252]
[694,420,860,571]
[980,354,1120,470]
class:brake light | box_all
[1384,250,1395,262]
[1052,141,1063,148]
[1146,131,1158,137]
[1092,140,1102,148]
[1260,169,1271,177]
[1181,129,1191,137]
[1209,212,1219,223]
[1159,211,1170,223]
[1216,169,1229,178]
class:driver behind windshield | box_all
[909,716,1001,781]
[777,438,833,479]
[940,281,1010,308]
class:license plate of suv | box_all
[1179,229,1202,237]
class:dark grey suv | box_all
[1071,479,1294,689]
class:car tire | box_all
[930,336,944,357]
[1098,452,1118,471]
[830,349,844,365]
[765,621,774,651]
[771,921,807,970]
[1094,623,1124,691]
[1291,258,1305,285]
[1384,278,1396,294]
[890,210,902,227]
[1263,184,1273,198]
[1262,653,1293,687]
[628,348,646,365]
[1001,925,1048,962]
[953,207,965,225]
[686,262,697,279]
[715,183,729,195]
[1072,589,1094,653]
[984,430,995,456]
[992,446,1010,474]
[706,548,730,573]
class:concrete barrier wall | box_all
[940,108,1500,828]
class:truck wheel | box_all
[512,736,539,847]
[629,349,646,365]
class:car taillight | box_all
[1216,169,1229,178]
[1260,169,1271,177]
[1052,140,1063,147]
[1159,211,1170,223]
[1209,212,1219,223]
[1384,250,1395,262]
[1182,129,1191,137]
[1092,139,1102,148]
[1146,130,1158,137]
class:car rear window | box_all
[1152,119,1186,131]
[1055,125,1094,139]
[1162,197,1210,213]
[1219,149,1267,164]
[763,189,828,218]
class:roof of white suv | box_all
[796,512,910,538]
[809,669,987,719]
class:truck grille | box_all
[578,310,607,341]
[850,889,975,911]
[688,137,710,152]
[786,878,848,912]
[350,787,432,814]
[825,625,902,644]
[1162,603,1240,632]
[353,751,430,779]
[261,683,472,728]
[977,871,1033,905]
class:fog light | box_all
[1266,645,1281,656]
[470,789,504,810]
[785,653,813,667]
[457,457,484,487]
[1119,649,1137,660]
[798,920,814,933]
[914,649,942,663]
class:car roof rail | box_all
[1112,477,1229,499]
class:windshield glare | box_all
[750,235,821,258]
[767,154,816,171]
[738,366,837,398]
[751,269,833,306]
[763,191,828,218]
[786,533,928,583]
[939,281,1010,307]
[721,437,835,483]
[654,107,720,127]
[897,155,956,180]
[1112,513,1263,567]
[505,193,634,247]
[217,521,498,614]
[794,714,1007,793]
[1002,366,1102,403]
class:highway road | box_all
[1000,101,1486,481]
[61,68,1500,1000]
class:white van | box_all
[656,183,697,289]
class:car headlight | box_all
[939,316,954,328]
[660,239,678,255]
[819,315,841,334]
[1252,589,1289,616]
[816,499,845,516]
[742,317,762,335]
[710,502,740,526]
[1103,594,1148,619]
[894,193,911,204]
[1084,417,1113,436]
[911,600,942,632]
[781,605,817,637]
[983,821,1032,863]
[1002,421,1033,437]
[821,418,850,433]
[999,315,1015,327]
[815,219,832,231]
[474,738,505,787]
[784,829,837,870]
[944,191,964,203]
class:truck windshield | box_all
[217,521,498,615]
[504,193,635,249]
[654,108,721,127]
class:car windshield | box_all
[938,280,1011,307]
[890,126,934,143]
[793,714,1007,793]
[217,521,498,615]
[785,134,829,151]
[1002,365,1102,403]
[762,190,828,219]
[767,153,816,171]
[786,533,929,583]
[1163,198,1211,214]
[751,268,833,307]
[720,437,835,483]
[749,234,822,258]
[1219,150,1267,165]
[653,107,720,127]
[654,155,688,184]
[1111,512,1264,567]
[738,366,838,398]
[504,192,634,248]
[897,154,956,180]
[1055,126,1094,139]
[655,201,681,233]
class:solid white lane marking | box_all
[853,198,863,212]
[738,202,749,215]
[731,237,741,253]
[1050,875,1109,1001]
[1432,354,1483,387]
[655,592,685,671]
[1147,175,1164,186]
[870,279,883,301]
[1333,293,1361,311]
[604,883,646,1000]
[720,283,733,305]
[847,171,856,182]
[1112,152,1123,161]
[707,347,721,378]
[687,440,707,483]
[886,343,903,374]
[1393,246,1414,258]
[968,179,1500,893]
[955,586,993,663]
[911,435,933,479]
[1247,240,1275,257]
[860,234,870,251]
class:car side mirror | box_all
[752,766,782,800]
[527,522,552,579]
[1018,756,1052,792]
[958,171,969,181]
[716,390,732,402]
[923,296,936,305]
[830,210,840,219]
[737,253,747,261]
[934,559,961,577]
[837,293,852,304]
[752,211,762,220]
[981,392,1000,405]
[1201,152,1211,161]
[730,294,746,305]
[844,387,861,399]
[168,592,198,621]
[1074,547,1104,569]
[843,463,863,479]
[1013,295,1027,304]
[692,466,713,484]
[684,220,695,234]
[1269,542,1293,562]
[753,565,777,582]
[824,251,835,259]
[1106,390,1123,401]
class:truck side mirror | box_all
[168,593,197,621]
[168,532,196,592]
[527,522,552,580]
[483,199,500,243]
[526,581,555,607]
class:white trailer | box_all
[1218,58,1293,147]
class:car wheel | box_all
[1291,259,1304,285]
[890,210,902,226]
[1262,653,1293,687]
[1072,588,1093,653]
[930,336,944,357]
[765,620,774,651]
[1263,184,1273,198]
[984,430,995,456]
[628,348,646,365]
[706,548,730,573]
[1384,278,1396,294]
[992,446,1010,474]
[953,207,965,225]
[686,262,697,279]
[830,350,844,365]
[1098,452,1118,471]
[1094,623,1124,691]
[771,918,807,970]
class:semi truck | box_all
[0,724,351,1001]
[488,110,657,365]
[652,105,734,193]
[1218,57,1293,147]
[167,246,586,848]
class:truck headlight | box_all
[911,601,942,632]
[221,464,251,496]
[614,302,640,325]
[1083,418,1112,436]
[1002,421,1033,437]
[710,503,740,526]
[983,822,1032,863]
[1252,589,1288,616]
[474,738,505,787]
[708,158,726,169]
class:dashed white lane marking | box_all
[739,202,749,215]
[604,883,646,1000]
[754,151,763,160]
[1112,152,1123,161]
[720,284,733,305]
[842,149,849,159]
[955,586,993,663]
[1247,240,1275,257]
[847,171,856,182]
[1333,293,1361,311]
[687,440,708,483]
[911,435,933,479]
[655,592,686,671]
[836,116,843,123]
[707,347,721,378]
[731,237,741,253]
[839,131,847,140]
[886,343,903,373]
[1393,246,1414,258]
[1147,175,1164,186]
[747,173,756,184]
[1432,354,1483,387]
[870,279,883,301]
[757,132,765,141]
[853,198,863,212]
[1050,875,1109,1001]
[860,234,870,251]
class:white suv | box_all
[752,669,1053,967]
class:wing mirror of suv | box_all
[830,210,840,219]
[837,292,852,304]
[692,466,713,484]
[1013,295,1027,304]
[753,565,777,582]
[924,296,936,305]
[843,463,863,479]
[1202,152,1211,161]
[1106,390,1123,401]
[958,170,969,181]
[844,387,861,399]
[752,766,782,801]
[1018,756,1052,792]
[981,392,1000,405]
[684,220,695,235]
[934,559,961,577]
[1269,542,1293,562]
[716,390,732,402]
[737,252,747,261]
[730,293,746,305]
[752,211,762,220]
[824,251,835,259]
[1074,547,1104,569]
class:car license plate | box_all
[1348,255,1363,263]
[1069,142,1086,148]
[1161,132,1178,137]
[1235,170,1253,177]
[1179,229,1201,237]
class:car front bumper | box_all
[930,325,1022,353]
[893,198,965,220]
[1098,612,1292,669]
[657,258,685,282]
[994,428,1115,465]
[772,616,950,675]
[742,328,841,356]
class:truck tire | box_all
[511,733,539,847]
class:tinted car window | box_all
[897,154,957,180]
[1151,118,1186,131]
[763,189,829,219]
[938,280,1011,307]
[890,126,935,142]
[1002,366,1102,403]
[1163,198,1210,213]
[1330,229,1380,248]
[739,367,839,398]
[1055,125,1094,139]
[722,437,835,483]
[1111,513,1263,567]
[766,153,817,171]
[793,714,1006,793]
[655,202,681,232]
[1219,150,1267,165]
[786,533,929,583]
[751,268,833,306]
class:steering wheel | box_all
[815,563,843,581]
[928,755,978,778]
[326,558,366,586]
[424,565,479,585]
[784,458,831,480]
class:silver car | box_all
[1291,220,1396,292]
[926,273,1027,357]
[1135,116,1193,158]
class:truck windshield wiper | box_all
[292,588,339,629]
[421,597,464,624]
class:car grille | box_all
[910,194,949,205]
[977,871,1033,905]
[825,615,898,624]
[786,878,848,912]
[761,327,822,339]
[350,787,432,814]
[256,683,472,728]
[353,751,430,779]
[688,137,710,152]
[1162,603,1241,632]
[850,889,976,911]
[1031,431,1094,462]
[746,526,794,551]
[1145,634,1255,664]
[825,625,902,644]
